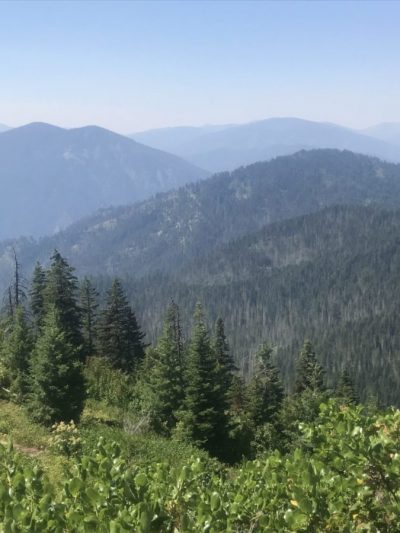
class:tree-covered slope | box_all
[3,149,400,286]
[1,151,400,403]
[0,123,208,239]
[121,205,400,405]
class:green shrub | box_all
[49,420,82,457]
[84,356,134,408]
[0,401,399,531]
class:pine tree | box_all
[27,307,85,425]
[29,262,46,331]
[210,317,237,452]
[295,340,324,394]
[44,251,82,353]
[336,368,358,404]
[212,318,236,392]
[80,277,99,357]
[247,343,284,426]
[97,279,145,372]
[178,304,224,455]
[126,307,146,364]
[141,302,185,434]
[228,375,247,415]
[1,306,32,402]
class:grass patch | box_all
[80,415,217,470]
[0,399,221,485]
[81,399,124,427]
[0,400,49,449]
[0,400,72,487]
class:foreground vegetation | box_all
[0,250,399,530]
[0,401,399,531]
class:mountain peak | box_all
[0,122,208,239]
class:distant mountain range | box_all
[132,117,400,172]
[0,122,208,239]
[0,123,10,133]
[363,122,400,147]
[1,117,399,242]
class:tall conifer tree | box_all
[142,302,185,434]
[337,368,358,404]
[27,307,85,425]
[295,340,324,394]
[247,343,284,426]
[212,317,236,391]
[1,306,32,402]
[179,304,225,455]
[80,277,99,357]
[29,262,46,331]
[44,251,82,353]
[97,279,145,372]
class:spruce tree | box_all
[1,306,32,402]
[337,368,358,404]
[141,302,185,434]
[212,317,236,391]
[228,375,247,415]
[247,343,284,426]
[44,251,83,353]
[211,318,237,451]
[80,277,99,357]
[295,340,324,394]
[97,279,145,372]
[126,307,146,364]
[178,304,224,455]
[29,262,46,331]
[27,307,85,425]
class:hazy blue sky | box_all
[0,0,399,133]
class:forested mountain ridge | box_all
[2,148,400,287]
[131,117,400,172]
[125,205,400,405]
[0,122,208,239]
[6,203,396,404]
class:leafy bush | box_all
[0,401,399,531]
[84,356,134,408]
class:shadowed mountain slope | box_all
[2,148,400,284]
[0,122,208,239]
